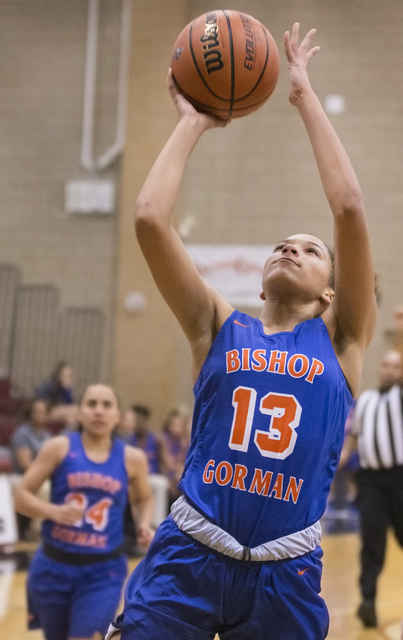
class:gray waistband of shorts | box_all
[171,495,322,562]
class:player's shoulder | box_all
[123,444,148,476]
[38,434,70,464]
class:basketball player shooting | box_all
[106,23,376,640]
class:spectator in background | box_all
[116,406,137,443]
[35,361,78,429]
[10,398,51,540]
[161,410,189,508]
[130,405,163,475]
[118,404,168,534]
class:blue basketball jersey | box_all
[179,310,353,547]
[42,432,128,554]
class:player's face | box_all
[378,352,402,390]
[31,400,49,427]
[262,234,333,305]
[79,385,120,438]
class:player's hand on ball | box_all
[284,23,320,106]
[167,69,230,129]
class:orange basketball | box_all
[171,10,280,119]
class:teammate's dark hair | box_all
[131,404,151,419]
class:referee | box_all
[340,350,403,627]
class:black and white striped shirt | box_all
[353,385,403,470]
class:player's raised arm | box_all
[134,72,233,376]
[284,24,376,391]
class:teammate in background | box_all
[340,350,403,628]
[15,384,154,640]
[106,24,376,640]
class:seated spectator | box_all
[160,410,189,508]
[10,399,52,540]
[35,361,78,428]
[130,405,162,475]
[118,405,168,535]
[116,406,137,443]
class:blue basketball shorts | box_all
[27,546,127,640]
[116,515,329,640]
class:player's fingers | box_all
[306,46,320,62]
[300,28,317,53]
[167,68,179,98]
[283,31,292,62]
[290,22,300,50]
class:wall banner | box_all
[186,244,274,307]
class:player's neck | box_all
[259,299,319,335]
[81,431,113,462]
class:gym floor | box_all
[0,532,402,639]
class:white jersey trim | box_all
[171,495,321,562]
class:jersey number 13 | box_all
[228,387,301,460]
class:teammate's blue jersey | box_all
[179,310,353,547]
[42,432,128,554]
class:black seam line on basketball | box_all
[231,95,271,113]
[232,89,273,111]
[233,25,271,102]
[175,86,270,116]
[188,13,230,103]
[224,10,235,119]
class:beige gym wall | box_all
[112,0,191,426]
[0,0,122,389]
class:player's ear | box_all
[320,288,334,306]
[260,291,266,301]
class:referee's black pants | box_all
[355,465,403,602]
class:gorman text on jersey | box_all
[203,459,303,503]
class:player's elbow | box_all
[134,200,164,237]
[334,191,365,220]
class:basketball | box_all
[171,10,280,119]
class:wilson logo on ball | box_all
[171,10,280,119]
[173,47,184,61]
[200,13,224,75]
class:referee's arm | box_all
[339,432,358,468]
